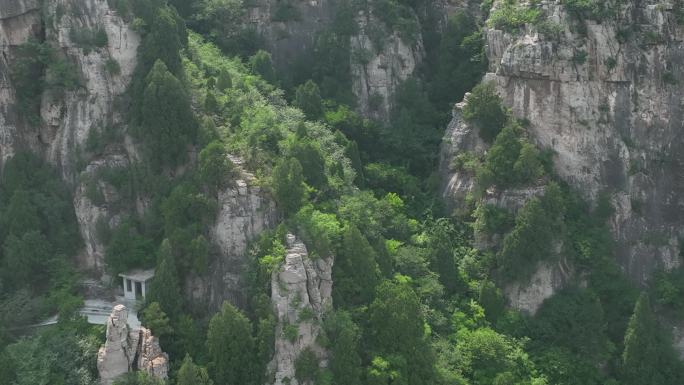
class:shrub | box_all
[488,2,542,32]
[462,82,508,143]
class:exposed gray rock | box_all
[97,304,138,385]
[247,0,333,73]
[504,257,573,314]
[269,234,333,385]
[350,12,424,120]
[137,327,169,381]
[186,157,278,310]
[0,0,139,276]
[439,95,489,216]
[97,304,169,385]
[442,0,684,288]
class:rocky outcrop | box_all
[504,258,573,314]
[441,1,684,287]
[246,0,424,120]
[350,12,424,121]
[1,0,139,275]
[73,154,130,274]
[247,0,333,73]
[136,327,169,380]
[97,304,169,385]
[439,94,489,215]
[269,234,333,385]
[98,305,137,385]
[187,156,278,310]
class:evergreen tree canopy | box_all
[147,240,183,315]
[207,302,257,385]
[333,225,380,308]
[177,354,214,385]
[271,157,307,216]
[138,60,197,169]
[295,80,324,119]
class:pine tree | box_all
[199,141,234,191]
[290,139,326,189]
[141,302,173,338]
[207,302,257,385]
[325,311,362,385]
[217,67,232,91]
[295,80,324,119]
[139,60,197,169]
[271,157,307,216]
[147,239,182,315]
[249,50,276,84]
[177,354,214,385]
[333,225,380,307]
[622,293,664,385]
[368,280,436,385]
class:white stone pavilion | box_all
[119,269,155,301]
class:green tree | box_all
[140,5,186,76]
[368,280,436,385]
[3,190,40,237]
[295,80,324,119]
[105,220,155,276]
[621,293,683,385]
[217,67,233,91]
[462,82,508,143]
[207,302,257,385]
[479,123,522,187]
[199,141,235,191]
[514,142,545,183]
[147,240,183,315]
[333,225,380,308]
[478,280,505,325]
[249,50,277,84]
[290,139,327,189]
[429,12,486,114]
[177,354,214,385]
[325,311,362,385]
[271,157,307,216]
[205,91,218,113]
[295,347,320,383]
[2,231,51,290]
[141,302,173,339]
[138,60,197,169]
[194,0,262,56]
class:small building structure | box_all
[119,269,155,301]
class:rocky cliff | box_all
[187,156,278,311]
[0,0,140,275]
[246,0,427,120]
[97,304,169,385]
[269,234,333,385]
[441,0,684,307]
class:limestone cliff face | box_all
[0,0,139,275]
[187,157,278,311]
[485,0,684,283]
[0,0,139,177]
[441,0,684,308]
[247,0,333,71]
[246,0,425,120]
[350,12,424,121]
[269,234,333,385]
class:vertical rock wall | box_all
[269,234,333,385]
[441,0,684,293]
[187,158,278,311]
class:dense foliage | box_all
[3,1,684,385]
